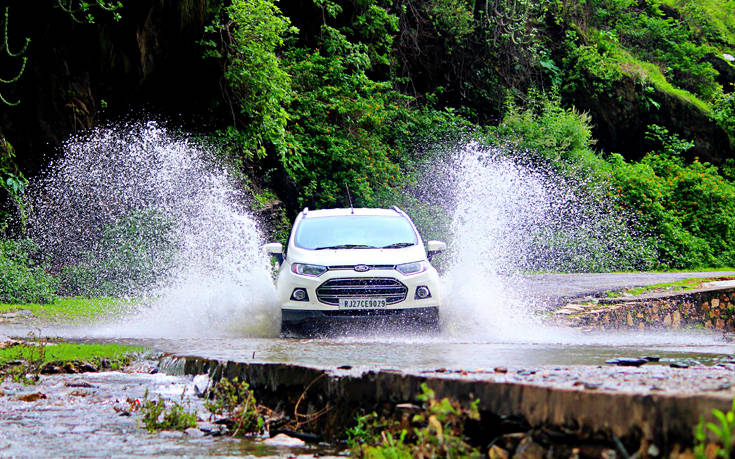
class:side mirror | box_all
[263,242,284,264]
[426,240,446,261]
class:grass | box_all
[606,276,730,297]
[0,297,139,322]
[0,342,147,366]
[660,267,735,273]
[609,45,713,114]
[662,0,735,54]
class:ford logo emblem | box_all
[354,264,370,272]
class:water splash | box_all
[433,143,652,341]
[29,121,278,338]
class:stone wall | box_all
[554,287,735,332]
[160,355,735,457]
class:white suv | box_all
[264,207,446,336]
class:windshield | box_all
[294,215,418,250]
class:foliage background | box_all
[1,0,735,299]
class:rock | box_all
[184,427,205,438]
[41,365,63,374]
[1,310,35,320]
[64,381,94,388]
[0,337,21,349]
[670,362,689,369]
[514,436,546,459]
[263,433,306,447]
[78,362,98,373]
[488,444,510,459]
[63,362,79,374]
[725,53,735,62]
[192,374,210,396]
[605,358,648,367]
[494,366,508,374]
[648,443,661,457]
[395,403,421,410]
[337,365,352,370]
[642,356,660,362]
[18,392,46,402]
[197,422,228,436]
[672,311,681,328]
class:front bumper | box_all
[276,264,441,311]
[281,306,439,337]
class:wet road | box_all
[519,270,735,303]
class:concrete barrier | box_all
[160,354,734,455]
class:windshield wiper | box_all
[314,244,378,250]
[380,242,415,248]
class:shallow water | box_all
[8,323,730,371]
[0,367,344,457]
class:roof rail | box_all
[302,207,309,215]
[391,206,404,215]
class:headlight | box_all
[291,263,328,277]
[396,261,426,275]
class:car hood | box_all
[286,244,427,266]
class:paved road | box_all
[518,271,735,303]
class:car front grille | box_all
[316,277,408,305]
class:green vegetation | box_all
[0,341,145,366]
[0,0,734,279]
[606,277,723,297]
[140,392,198,432]
[59,210,175,297]
[0,338,146,384]
[0,296,137,322]
[347,383,482,458]
[0,239,58,304]
[205,377,265,436]
[695,398,735,458]
[194,0,735,271]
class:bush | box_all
[202,0,294,159]
[347,383,481,458]
[0,238,58,304]
[59,210,176,297]
[609,126,735,268]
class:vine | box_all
[56,0,123,24]
[0,7,30,107]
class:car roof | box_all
[302,207,403,218]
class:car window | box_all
[294,215,418,250]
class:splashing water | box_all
[435,143,652,341]
[28,125,699,347]
[29,121,278,338]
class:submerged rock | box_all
[17,392,46,402]
[605,358,648,367]
[263,433,306,447]
[184,427,205,438]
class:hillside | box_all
[1,0,735,273]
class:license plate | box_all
[338,298,387,309]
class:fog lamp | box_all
[415,286,431,299]
[291,288,308,301]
